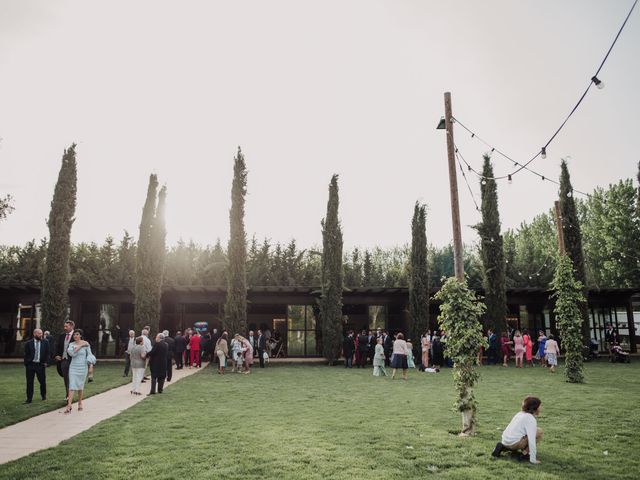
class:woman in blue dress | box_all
[64,329,93,413]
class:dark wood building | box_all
[1,284,638,357]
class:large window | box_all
[287,305,319,356]
[368,306,387,330]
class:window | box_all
[286,305,320,356]
[368,306,387,330]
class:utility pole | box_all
[443,92,465,281]
[554,200,566,255]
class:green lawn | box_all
[0,361,638,479]
[0,362,131,429]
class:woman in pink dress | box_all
[240,336,254,375]
[513,330,525,368]
[523,330,534,367]
[421,330,431,369]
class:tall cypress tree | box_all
[41,144,78,334]
[637,161,640,218]
[225,147,248,335]
[409,202,429,348]
[147,185,167,333]
[134,174,158,332]
[320,174,343,364]
[559,160,589,342]
[476,155,507,333]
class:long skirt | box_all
[131,368,144,393]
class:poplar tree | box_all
[559,160,589,342]
[41,144,77,334]
[409,202,429,349]
[320,174,343,364]
[147,185,167,332]
[134,174,158,332]
[476,155,507,332]
[225,147,248,335]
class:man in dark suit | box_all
[383,330,393,367]
[257,329,266,368]
[357,330,369,368]
[147,333,169,394]
[174,331,186,369]
[24,328,50,403]
[162,330,175,382]
[53,320,75,400]
[343,331,355,368]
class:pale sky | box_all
[0,0,638,250]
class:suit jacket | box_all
[163,336,176,354]
[147,341,168,376]
[24,338,50,365]
[55,332,73,359]
[343,336,355,356]
[174,335,187,353]
[383,335,393,352]
[357,334,369,352]
[257,334,266,350]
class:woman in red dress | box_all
[189,330,201,368]
[523,330,534,367]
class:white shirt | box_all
[501,411,539,463]
[142,335,152,353]
[33,340,41,363]
[127,337,136,353]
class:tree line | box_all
[2,174,638,290]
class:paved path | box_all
[0,364,207,465]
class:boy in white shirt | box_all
[492,396,543,464]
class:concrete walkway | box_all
[0,363,207,465]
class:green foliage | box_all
[551,255,585,383]
[504,212,557,288]
[433,277,487,433]
[580,180,640,288]
[225,147,248,335]
[320,174,343,363]
[409,202,429,347]
[559,160,589,341]
[475,155,506,332]
[41,144,77,334]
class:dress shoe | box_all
[41,397,46,401]
[23,400,32,404]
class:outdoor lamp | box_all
[591,76,605,89]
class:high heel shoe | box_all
[78,405,84,411]
[62,406,72,414]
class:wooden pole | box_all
[554,200,566,255]
[444,92,465,281]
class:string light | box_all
[591,76,605,90]
[445,0,637,192]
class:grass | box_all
[0,362,131,429]
[0,361,639,479]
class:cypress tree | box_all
[147,185,167,333]
[409,202,429,349]
[320,174,343,364]
[225,147,248,335]
[476,155,507,333]
[551,255,585,383]
[637,161,640,218]
[41,144,77,334]
[559,160,589,342]
[134,174,158,332]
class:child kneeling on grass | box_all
[492,396,543,465]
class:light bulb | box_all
[508,174,512,184]
[591,76,605,90]
[481,178,487,185]
[541,147,547,159]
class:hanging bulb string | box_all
[453,139,592,197]
[449,0,637,180]
[454,149,481,212]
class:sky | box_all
[0,0,639,251]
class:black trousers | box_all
[166,356,173,381]
[358,351,367,368]
[150,374,165,394]
[124,353,131,376]
[60,358,70,396]
[175,351,184,369]
[258,348,265,368]
[25,362,46,401]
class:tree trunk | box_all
[460,387,475,436]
